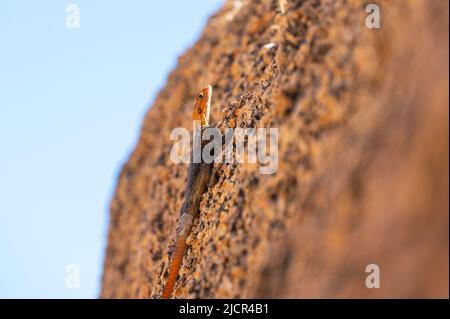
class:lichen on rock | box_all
[101,0,449,298]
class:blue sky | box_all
[0,0,223,298]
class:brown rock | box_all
[101,0,449,298]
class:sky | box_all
[0,0,224,298]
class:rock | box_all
[101,0,449,298]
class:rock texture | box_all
[101,0,449,298]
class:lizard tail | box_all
[162,235,188,299]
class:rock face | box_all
[101,0,449,298]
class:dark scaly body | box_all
[161,155,212,299]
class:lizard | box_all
[162,85,214,299]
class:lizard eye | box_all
[198,92,204,99]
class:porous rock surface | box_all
[101,0,449,298]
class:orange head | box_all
[192,85,212,127]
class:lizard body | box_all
[161,85,213,299]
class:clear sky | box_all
[0,0,223,298]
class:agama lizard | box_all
[162,85,214,299]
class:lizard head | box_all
[192,85,212,127]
